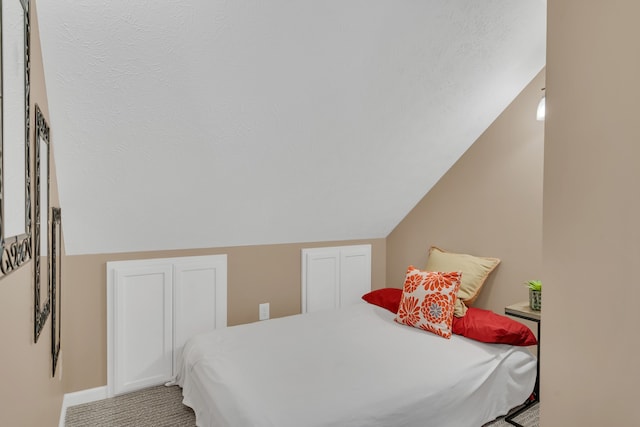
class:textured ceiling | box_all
[35,0,546,255]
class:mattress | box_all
[176,302,536,427]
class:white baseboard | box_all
[58,386,108,427]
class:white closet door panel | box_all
[302,250,339,313]
[302,245,372,313]
[114,265,173,395]
[339,246,372,307]
[173,255,228,373]
[107,255,229,398]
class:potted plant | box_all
[526,280,542,311]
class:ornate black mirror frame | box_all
[0,0,32,279]
[34,105,50,342]
[51,207,61,376]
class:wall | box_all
[541,1,640,425]
[0,1,65,426]
[387,69,545,320]
[62,238,385,393]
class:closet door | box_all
[108,255,228,397]
[339,246,372,308]
[113,264,173,395]
[173,255,227,373]
[301,245,371,313]
[301,249,340,313]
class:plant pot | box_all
[529,289,541,311]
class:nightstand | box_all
[504,301,540,427]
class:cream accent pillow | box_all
[454,299,468,317]
[425,246,500,316]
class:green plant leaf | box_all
[525,280,542,291]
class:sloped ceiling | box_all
[35,0,546,255]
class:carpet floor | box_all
[65,385,539,427]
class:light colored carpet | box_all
[65,385,195,427]
[65,385,539,427]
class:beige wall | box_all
[387,69,545,320]
[62,238,386,392]
[0,1,65,426]
[541,1,640,425]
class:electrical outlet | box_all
[259,303,270,320]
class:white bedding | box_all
[176,302,536,427]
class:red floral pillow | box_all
[452,307,538,346]
[361,288,403,313]
[395,266,461,339]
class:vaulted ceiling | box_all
[35,0,546,255]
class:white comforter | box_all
[176,302,536,427]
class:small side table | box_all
[504,301,540,427]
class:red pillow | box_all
[361,288,402,313]
[452,307,537,346]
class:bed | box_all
[175,301,536,427]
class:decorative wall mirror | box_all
[51,207,62,376]
[34,105,50,342]
[0,0,32,279]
